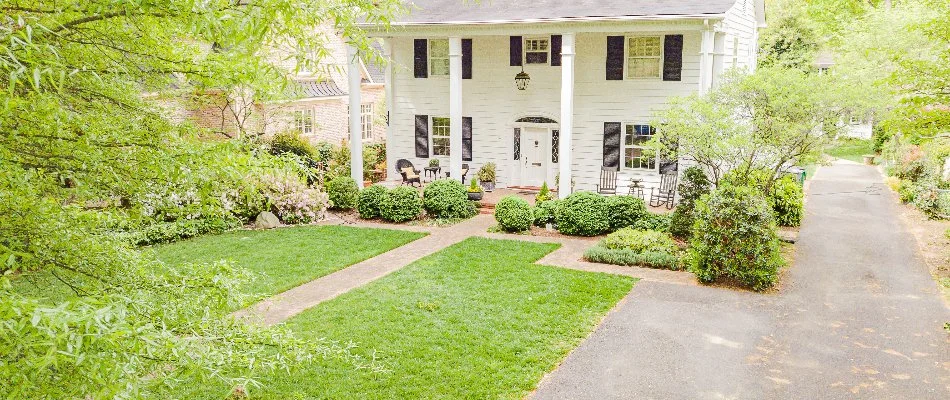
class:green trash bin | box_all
[786,167,806,186]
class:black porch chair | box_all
[596,166,619,195]
[650,172,678,209]
[395,159,421,187]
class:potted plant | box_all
[428,159,440,168]
[477,162,497,192]
[467,179,484,201]
[535,181,552,204]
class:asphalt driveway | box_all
[532,162,950,399]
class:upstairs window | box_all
[293,108,313,135]
[431,116,451,156]
[361,103,374,139]
[623,124,656,170]
[428,39,449,76]
[626,36,662,79]
[524,37,550,64]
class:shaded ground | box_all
[532,161,950,399]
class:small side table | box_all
[629,178,645,199]
[423,166,441,182]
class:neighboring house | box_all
[161,32,387,144]
[816,50,874,140]
[350,0,766,196]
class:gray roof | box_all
[293,79,346,98]
[363,41,386,84]
[395,0,738,25]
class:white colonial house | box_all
[343,0,766,198]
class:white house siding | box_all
[386,23,705,192]
[720,0,760,72]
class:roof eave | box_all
[359,13,726,30]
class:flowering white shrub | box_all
[260,173,329,224]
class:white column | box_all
[383,38,395,180]
[699,27,715,95]
[347,44,364,187]
[448,36,463,182]
[558,33,575,200]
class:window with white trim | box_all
[431,116,451,156]
[360,103,374,139]
[524,37,550,64]
[626,36,662,79]
[732,37,740,68]
[623,124,656,170]
[428,39,449,77]
[293,108,313,135]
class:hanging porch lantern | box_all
[515,67,530,91]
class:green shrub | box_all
[269,130,315,159]
[689,185,783,291]
[535,182,553,204]
[670,166,711,238]
[601,228,678,254]
[326,176,359,210]
[871,125,890,154]
[556,192,610,236]
[770,175,804,226]
[381,186,422,222]
[476,162,497,183]
[494,196,533,232]
[533,199,560,227]
[605,195,647,231]
[898,179,917,203]
[583,247,681,270]
[423,179,476,219]
[632,212,671,232]
[357,184,388,219]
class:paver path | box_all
[533,161,950,399]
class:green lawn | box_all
[150,225,426,300]
[825,138,874,163]
[242,238,635,399]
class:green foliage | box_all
[357,185,389,219]
[494,196,533,232]
[601,228,679,255]
[583,247,681,270]
[670,166,711,238]
[533,199,561,227]
[428,158,440,167]
[898,179,918,203]
[632,213,672,233]
[363,143,387,182]
[477,162,497,183]
[872,126,891,154]
[423,179,476,219]
[770,175,805,227]
[758,11,820,70]
[381,186,422,223]
[689,185,783,291]
[535,182,553,203]
[467,179,483,193]
[826,138,874,163]
[604,195,648,231]
[270,130,316,159]
[326,176,359,210]
[556,192,610,236]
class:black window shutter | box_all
[606,36,625,80]
[462,117,473,161]
[603,122,622,167]
[414,39,428,78]
[510,36,523,66]
[551,35,562,66]
[415,115,429,158]
[462,39,473,79]
[663,35,684,82]
[513,128,521,160]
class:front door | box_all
[520,127,547,187]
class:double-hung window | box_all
[360,103,374,139]
[626,36,662,79]
[431,116,451,156]
[429,39,450,77]
[623,124,656,170]
[293,108,313,135]
[524,37,550,64]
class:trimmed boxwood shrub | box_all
[533,199,561,227]
[601,228,678,254]
[494,196,533,232]
[669,166,711,239]
[583,247,681,270]
[423,179,476,219]
[381,186,422,222]
[605,195,647,231]
[770,175,804,227]
[357,184,388,219]
[556,192,610,236]
[326,176,359,210]
[689,185,783,291]
[269,130,315,159]
[632,212,671,232]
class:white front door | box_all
[520,127,547,187]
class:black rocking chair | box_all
[596,166,619,195]
[650,172,678,209]
[395,159,421,187]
